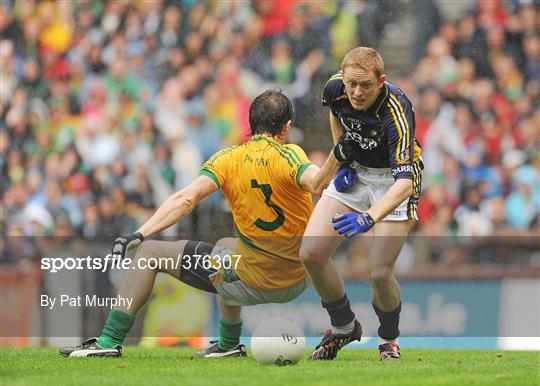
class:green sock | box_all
[218,317,242,350]
[96,310,135,348]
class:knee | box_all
[368,266,394,286]
[135,240,159,256]
[299,244,328,270]
[133,240,160,266]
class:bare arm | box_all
[329,111,344,144]
[366,179,413,222]
[136,176,219,238]
[298,112,345,195]
[299,152,341,195]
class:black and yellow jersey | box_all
[322,72,423,181]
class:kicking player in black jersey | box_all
[300,47,423,360]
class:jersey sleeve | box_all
[384,93,416,180]
[200,146,236,187]
[281,144,312,188]
[321,73,345,116]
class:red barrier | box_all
[0,265,41,346]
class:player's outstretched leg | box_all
[59,337,123,358]
[309,319,363,360]
[195,337,247,358]
[300,196,363,360]
[367,221,412,361]
[60,240,188,357]
[196,296,247,358]
[378,340,401,360]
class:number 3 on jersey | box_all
[250,179,285,231]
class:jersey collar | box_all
[250,134,280,144]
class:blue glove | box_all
[333,166,357,193]
[332,212,375,238]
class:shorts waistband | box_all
[351,162,392,174]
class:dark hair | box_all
[248,89,294,136]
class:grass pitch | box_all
[1,347,538,386]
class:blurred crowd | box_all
[409,0,539,239]
[1,0,539,269]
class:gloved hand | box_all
[333,166,357,192]
[111,232,144,259]
[333,133,356,163]
[332,212,375,238]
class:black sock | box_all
[322,295,355,327]
[373,302,401,340]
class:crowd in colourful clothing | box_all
[1,0,538,268]
[410,1,539,237]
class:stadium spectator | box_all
[0,0,537,273]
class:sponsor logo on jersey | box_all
[398,149,410,163]
[344,131,378,150]
[392,165,413,176]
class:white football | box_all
[250,317,306,366]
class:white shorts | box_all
[209,246,308,306]
[323,164,417,221]
[214,276,308,307]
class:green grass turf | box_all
[0,347,538,386]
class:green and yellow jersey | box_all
[200,135,313,290]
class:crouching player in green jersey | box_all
[60,89,341,358]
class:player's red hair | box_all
[341,47,384,79]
